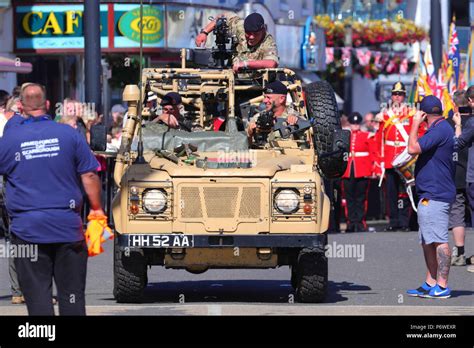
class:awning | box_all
[0,56,33,74]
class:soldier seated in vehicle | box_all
[195,12,279,74]
[247,80,301,145]
[151,92,194,131]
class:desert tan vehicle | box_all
[103,18,349,303]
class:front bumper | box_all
[117,233,327,249]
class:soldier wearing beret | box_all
[152,92,193,131]
[247,80,300,141]
[195,12,279,74]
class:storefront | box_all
[11,0,313,111]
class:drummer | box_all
[375,82,426,232]
[406,95,455,299]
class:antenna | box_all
[135,0,146,164]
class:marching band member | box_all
[375,82,426,232]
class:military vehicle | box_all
[104,16,349,303]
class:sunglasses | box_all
[392,92,405,96]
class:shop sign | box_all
[15,5,108,50]
[118,6,163,44]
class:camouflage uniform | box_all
[250,105,302,141]
[224,13,279,66]
[250,105,300,124]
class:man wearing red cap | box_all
[195,12,279,73]
[375,82,426,231]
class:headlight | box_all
[274,189,300,214]
[142,189,167,214]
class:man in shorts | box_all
[406,96,455,299]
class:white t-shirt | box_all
[0,112,8,138]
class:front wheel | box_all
[294,247,328,303]
[113,233,148,303]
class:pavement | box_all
[0,228,473,316]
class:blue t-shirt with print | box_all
[415,118,456,204]
[4,113,24,133]
[0,116,99,243]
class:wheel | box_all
[305,81,349,178]
[294,247,328,303]
[113,233,147,303]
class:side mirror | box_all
[90,124,107,151]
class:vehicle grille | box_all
[239,187,261,218]
[181,187,203,218]
[204,187,238,218]
[179,185,262,220]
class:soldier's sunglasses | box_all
[392,92,405,96]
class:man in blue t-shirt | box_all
[0,83,103,315]
[406,95,455,299]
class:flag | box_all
[423,44,436,78]
[442,88,455,118]
[420,46,438,92]
[447,18,460,87]
[468,28,474,86]
[408,74,418,104]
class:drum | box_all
[391,148,417,185]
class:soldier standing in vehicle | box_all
[195,12,279,73]
[246,80,300,143]
[375,82,426,232]
[342,112,378,233]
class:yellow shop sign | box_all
[118,6,163,44]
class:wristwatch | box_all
[200,29,209,35]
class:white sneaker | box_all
[451,247,466,266]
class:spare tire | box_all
[305,81,349,178]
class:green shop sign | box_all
[118,6,163,44]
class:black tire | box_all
[113,233,147,303]
[294,247,328,303]
[305,81,348,178]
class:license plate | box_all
[128,234,194,248]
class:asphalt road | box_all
[1,229,473,315]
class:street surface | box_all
[1,228,473,315]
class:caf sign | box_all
[21,10,82,35]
